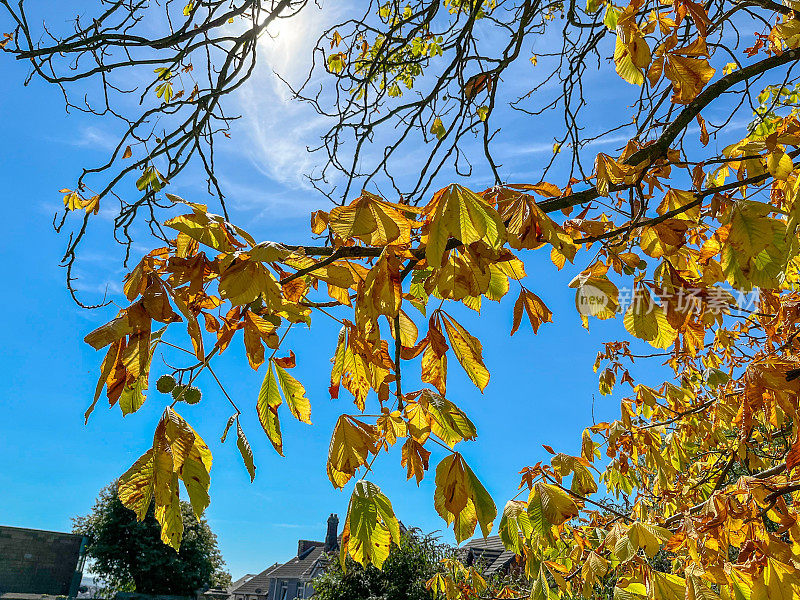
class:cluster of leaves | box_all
[72,483,231,595]
[84,74,800,599]
[27,0,800,598]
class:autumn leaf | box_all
[463,72,493,101]
[511,288,553,335]
[401,437,431,484]
[164,204,239,252]
[416,389,477,447]
[623,289,677,348]
[274,361,312,424]
[434,453,496,543]
[376,409,407,448]
[498,500,532,554]
[595,153,641,197]
[236,420,256,482]
[526,481,578,545]
[118,408,211,550]
[664,54,715,104]
[581,551,609,593]
[256,362,284,456]
[361,249,402,318]
[327,416,378,488]
[767,148,793,180]
[424,184,506,268]
[328,191,418,246]
[340,481,400,568]
[610,521,672,562]
[440,312,490,391]
[430,117,446,140]
[614,30,651,85]
[492,186,577,262]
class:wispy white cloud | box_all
[217,176,330,221]
[69,274,123,297]
[68,126,121,152]
[235,4,342,191]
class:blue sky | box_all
[0,2,750,580]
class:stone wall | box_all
[0,525,86,596]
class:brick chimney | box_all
[324,513,339,551]
[297,539,317,557]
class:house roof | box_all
[232,565,279,595]
[460,536,517,575]
[228,574,256,593]
[266,545,328,581]
[234,542,331,594]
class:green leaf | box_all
[498,500,531,554]
[604,5,620,30]
[340,480,400,568]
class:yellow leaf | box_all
[421,344,448,395]
[118,408,211,551]
[595,153,640,197]
[649,571,685,600]
[657,189,699,221]
[498,500,532,554]
[494,187,577,260]
[118,449,155,520]
[434,453,496,543]
[389,310,419,347]
[570,272,620,325]
[531,481,578,528]
[376,409,407,447]
[416,389,477,447]
[623,289,677,348]
[84,314,134,350]
[164,210,235,252]
[664,54,715,104]
[440,313,490,391]
[257,362,283,456]
[236,421,256,482]
[361,250,402,318]
[218,260,280,307]
[752,557,800,600]
[767,148,794,180]
[328,191,417,246]
[614,30,651,85]
[424,184,506,268]
[327,416,378,488]
[274,361,312,424]
[430,117,446,140]
[582,551,609,590]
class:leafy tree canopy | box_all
[6,0,800,597]
[73,484,231,595]
[313,529,453,600]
